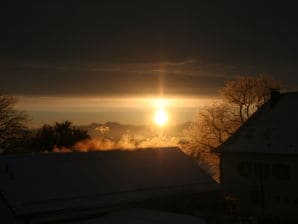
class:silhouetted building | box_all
[220,92,298,222]
[0,147,219,223]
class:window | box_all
[253,163,270,178]
[275,195,281,204]
[237,161,290,180]
[238,162,270,178]
[249,190,264,206]
[272,164,290,180]
[237,162,252,177]
[262,163,271,178]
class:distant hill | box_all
[79,122,191,140]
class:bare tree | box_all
[220,75,280,124]
[180,103,236,181]
[180,75,280,180]
[0,92,29,153]
[182,103,238,152]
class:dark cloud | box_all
[0,1,298,96]
[0,60,229,95]
[1,59,297,96]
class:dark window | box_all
[238,162,271,178]
[272,164,290,180]
[253,163,263,177]
[238,162,290,180]
[275,196,281,204]
[253,163,271,178]
[237,162,252,177]
[284,196,290,204]
[249,190,264,206]
[262,163,271,178]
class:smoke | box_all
[74,138,116,151]
[52,133,180,153]
[52,146,73,153]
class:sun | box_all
[154,108,168,126]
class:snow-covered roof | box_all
[220,92,298,154]
[0,147,218,218]
[70,209,206,224]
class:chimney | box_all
[270,88,280,108]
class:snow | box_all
[71,209,206,224]
[0,196,16,223]
[220,92,298,154]
[0,147,219,217]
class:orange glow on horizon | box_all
[16,95,215,112]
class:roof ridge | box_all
[218,91,298,154]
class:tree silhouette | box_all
[220,75,280,124]
[182,75,280,154]
[0,91,29,153]
[180,75,280,180]
[33,121,90,152]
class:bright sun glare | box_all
[154,108,168,126]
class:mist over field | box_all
[41,121,190,152]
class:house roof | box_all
[219,92,298,154]
[70,209,206,224]
[0,147,218,218]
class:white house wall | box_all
[221,152,298,222]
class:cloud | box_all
[1,59,297,97]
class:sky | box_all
[1,1,298,126]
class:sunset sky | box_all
[1,2,298,126]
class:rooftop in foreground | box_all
[0,147,219,219]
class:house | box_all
[0,147,220,223]
[219,91,298,222]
